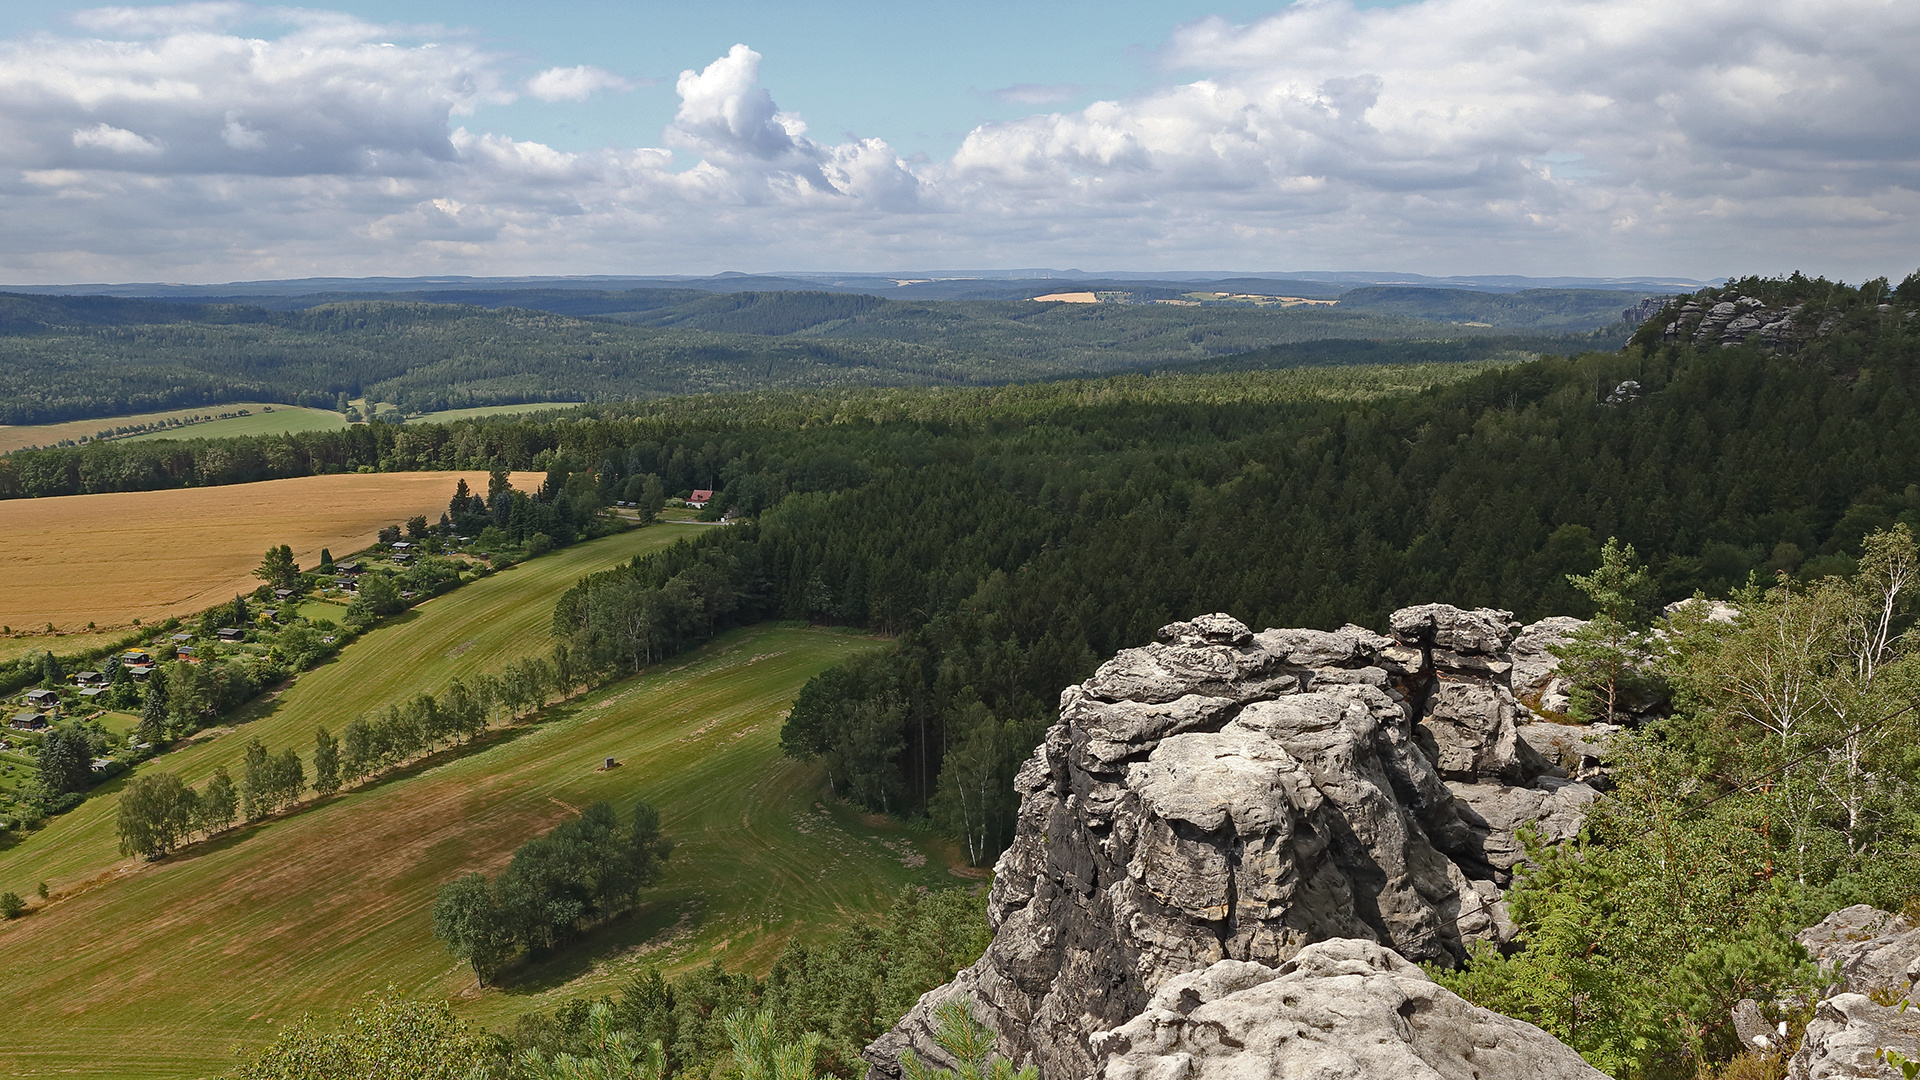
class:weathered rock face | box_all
[1788,994,1920,1080]
[865,607,1608,1080]
[1658,295,1809,350]
[1511,616,1585,714]
[1092,940,1611,1080]
[1779,907,1920,1079]
[1799,905,1920,1005]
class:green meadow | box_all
[120,405,348,442]
[0,522,712,891]
[0,518,945,1078]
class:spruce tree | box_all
[136,693,168,748]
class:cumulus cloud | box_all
[525,65,635,102]
[1,0,1918,282]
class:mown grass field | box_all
[0,470,541,633]
[0,403,342,454]
[409,402,584,424]
[120,406,346,443]
[0,621,922,1079]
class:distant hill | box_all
[0,287,1634,426]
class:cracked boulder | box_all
[1092,940,1610,1080]
[1788,994,1920,1080]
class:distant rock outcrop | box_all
[1657,295,1811,350]
[865,605,1608,1080]
[1092,940,1610,1080]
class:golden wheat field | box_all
[0,471,542,633]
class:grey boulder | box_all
[1788,994,1920,1080]
[1092,940,1611,1080]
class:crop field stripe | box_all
[0,520,707,892]
[0,624,924,1080]
[0,470,544,632]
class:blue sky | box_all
[0,0,1915,283]
[6,1,1411,159]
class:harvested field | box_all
[0,623,929,1080]
[0,471,541,632]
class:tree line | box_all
[114,647,581,860]
[0,283,1572,427]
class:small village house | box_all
[688,488,715,508]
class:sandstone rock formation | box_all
[1799,905,1920,1005]
[1092,939,1610,1080]
[1778,906,1920,1080]
[1659,296,1808,350]
[1787,994,1920,1080]
[1511,615,1585,713]
[866,606,1608,1080]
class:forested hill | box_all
[0,286,1634,426]
[526,271,1919,853]
[4,272,1916,856]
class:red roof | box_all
[689,489,715,502]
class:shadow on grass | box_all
[492,895,707,996]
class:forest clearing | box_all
[0,470,542,632]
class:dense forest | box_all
[531,273,1919,855]
[0,286,1632,424]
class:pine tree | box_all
[1552,537,1659,722]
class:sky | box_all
[0,0,1916,284]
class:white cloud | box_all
[1,0,1919,282]
[72,123,164,155]
[525,65,634,102]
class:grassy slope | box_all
[0,522,709,891]
[0,623,915,1079]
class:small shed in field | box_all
[217,628,245,642]
[11,711,47,730]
